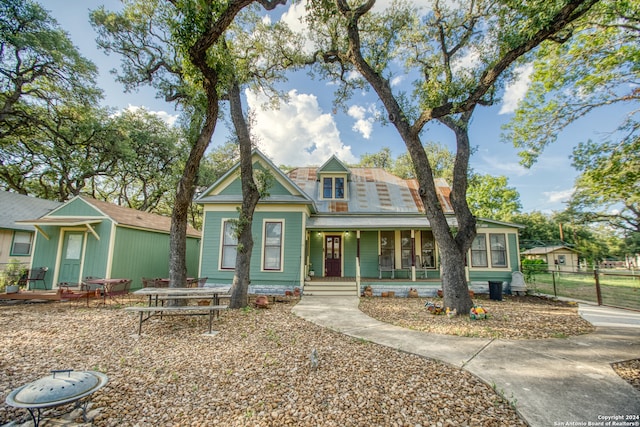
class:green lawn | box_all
[527,271,640,311]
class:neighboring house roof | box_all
[17,196,200,238]
[521,245,579,255]
[0,191,62,232]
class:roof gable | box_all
[317,155,351,177]
[196,150,315,208]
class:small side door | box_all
[58,231,85,284]
[325,235,342,277]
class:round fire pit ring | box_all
[5,369,108,426]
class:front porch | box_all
[304,276,443,297]
[303,276,500,298]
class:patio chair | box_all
[104,279,132,305]
[58,282,95,306]
[83,276,104,292]
[378,255,394,279]
[142,277,166,287]
[18,267,49,290]
[415,256,427,279]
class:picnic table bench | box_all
[126,287,230,335]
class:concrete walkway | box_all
[292,297,640,427]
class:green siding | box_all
[508,233,519,272]
[468,271,513,282]
[29,219,114,289]
[308,231,323,278]
[218,178,242,196]
[30,227,61,289]
[319,157,349,173]
[110,226,200,289]
[359,231,379,278]
[49,198,102,217]
[218,163,294,197]
[343,233,357,277]
[200,210,304,286]
[79,220,113,279]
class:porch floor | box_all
[309,276,440,283]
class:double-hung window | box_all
[221,221,237,269]
[471,234,488,267]
[400,230,412,269]
[489,234,507,267]
[263,221,283,271]
[322,176,345,199]
[11,231,32,256]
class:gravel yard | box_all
[0,295,637,426]
[359,294,596,339]
[0,298,526,427]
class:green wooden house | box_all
[196,150,523,297]
[17,196,201,290]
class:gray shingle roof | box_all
[0,191,62,231]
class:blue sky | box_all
[43,0,629,214]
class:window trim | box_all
[10,231,33,256]
[470,234,488,268]
[489,233,508,268]
[220,219,238,270]
[262,219,284,272]
[319,174,347,200]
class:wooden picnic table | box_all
[125,287,230,335]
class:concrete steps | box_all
[303,281,358,296]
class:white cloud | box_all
[452,49,480,74]
[478,153,529,177]
[499,64,534,115]
[246,89,357,166]
[347,104,378,139]
[543,188,574,204]
[279,0,314,54]
[390,75,405,87]
[122,105,179,127]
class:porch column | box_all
[356,230,361,295]
[411,230,416,281]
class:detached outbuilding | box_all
[521,245,580,272]
[17,196,201,290]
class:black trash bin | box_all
[488,281,503,301]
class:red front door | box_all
[325,236,342,277]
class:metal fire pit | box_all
[5,369,108,426]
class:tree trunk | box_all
[228,78,260,309]
[168,106,216,289]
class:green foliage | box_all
[467,174,522,221]
[0,259,28,290]
[503,0,639,166]
[566,137,640,237]
[521,258,548,282]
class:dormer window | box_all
[322,176,345,199]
